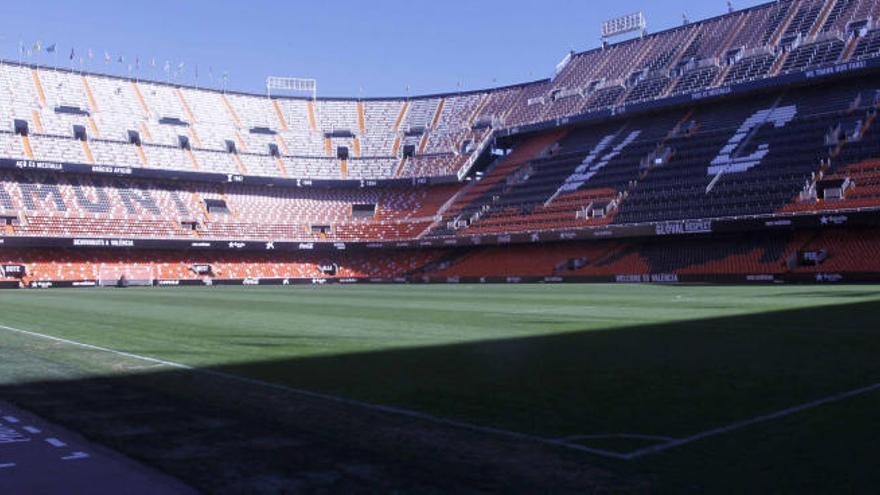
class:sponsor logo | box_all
[544,276,563,283]
[265,242,275,250]
[339,278,358,284]
[815,273,844,283]
[615,274,679,283]
[334,243,346,250]
[191,242,212,247]
[805,61,867,79]
[471,236,482,245]
[242,277,260,285]
[530,233,541,242]
[0,265,22,275]
[72,281,97,287]
[819,215,848,225]
[691,86,732,100]
[298,243,314,250]
[31,281,53,289]
[443,239,458,245]
[559,232,576,240]
[226,174,244,183]
[593,230,613,237]
[92,165,133,175]
[446,277,460,284]
[15,160,63,171]
[497,235,511,244]
[73,239,134,247]
[311,278,328,284]
[765,220,792,227]
[228,242,246,249]
[157,280,180,286]
[655,220,712,235]
[746,274,775,281]
[506,277,522,284]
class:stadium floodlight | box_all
[266,76,317,99]
[601,12,647,41]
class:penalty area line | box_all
[623,381,880,460]
[4,323,877,462]
[0,323,629,460]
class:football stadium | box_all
[2,0,880,492]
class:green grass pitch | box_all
[1,284,879,491]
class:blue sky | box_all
[2,0,768,97]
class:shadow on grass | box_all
[2,300,880,493]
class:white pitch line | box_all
[2,416,20,424]
[7,322,874,462]
[0,323,629,460]
[0,463,15,469]
[624,382,880,459]
[559,433,678,442]
[61,452,90,461]
[22,426,41,434]
[45,438,67,448]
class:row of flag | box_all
[19,40,229,84]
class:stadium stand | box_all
[2,0,880,286]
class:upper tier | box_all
[2,0,880,181]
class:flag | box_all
[104,51,111,63]
[178,61,185,70]
[135,56,140,70]
[33,40,41,52]
[18,41,24,55]
[46,44,56,53]
[88,48,94,60]
[163,60,170,73]
[69,48,75,60]
[150,57,156,68]
[117,55,124,64]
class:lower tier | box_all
[1,228,878,287]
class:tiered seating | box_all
[624,74,671,103]
[791,228,880,273]
[850,28,880,60]
[672,65,721,94]
[430,130,568,236]
[430,234,785,278]
[424,93,485,154]
[779,38,846,73]
[433,228,880,279]
[819,0,860,33]
[0,172,459,242]
[361,100,401,156]
[475,86,522,125]
[3,1,880,183]
[722,52,778,85]
[0,248,444,282]
[780,0,825,40]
